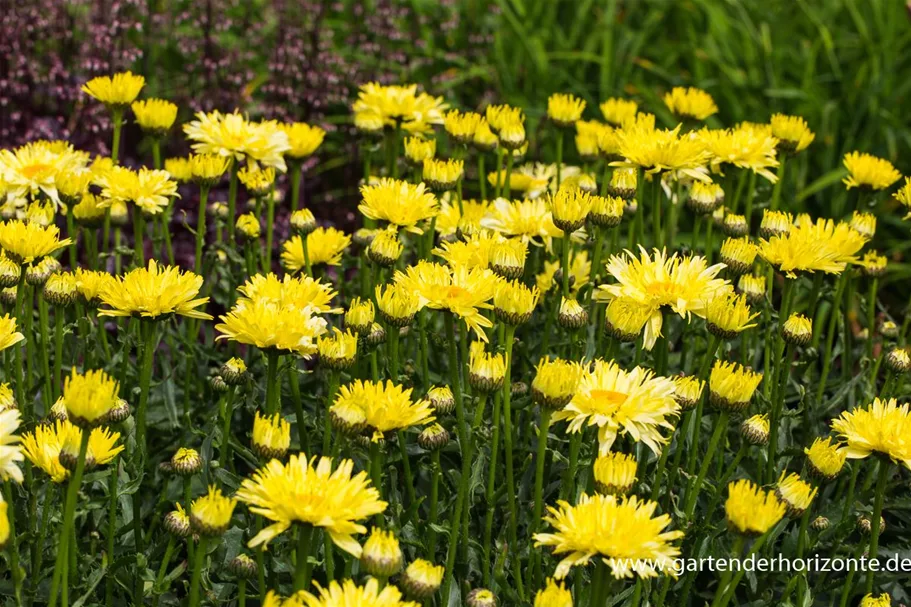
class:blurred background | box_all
[4,0,911,289]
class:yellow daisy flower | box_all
[663,87,718,121]
[235,453,387,554]
[697,126,780,182]
[359,178,438,233]
[831,398,911,470]
[599,98,639,127]
[482,197,561,246]
[0,315,24,352]
[62,369,120,428]
[81,71,145,108]
[554,359,679,455]
[282,228,351,271]
[236,273,340,315]
[758,217,865,277]
[547,93,586,127]
[282,122,326,159]
[843,151,901,191]
[0,219,72,264]
[770,114,815,154]
[98,260,211,320]
[725,479,785,536]
[298,578,417,607]
[331,380,434,441]
[534,493,683,579]
[131,99,178,137]
[216,298,328,357]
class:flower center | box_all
[445,285,469,300]
[589,389,628,411]
[21,163,51,179]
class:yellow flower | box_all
[298,578,418,607]
[595,247,728,350]
[24,200,54,227]
[0,384,14,412]
[318,328,358,370]
[485,104,524,134]
[843,151,901,191]
[235,453,387,554]
[575,122,604,160]
[164,157,193,183]
[282,122,326,159]
[403,137,436,165]
[849,210,876,240]
[432,231,500,270]
[0,141,89,207]
[0,315,23,352]
[237,273,340,315]
[189,154,230,187]
[704,290,758,339]
[895,177,911,217]
[472,118,498,151]
[860,594,891,607]
[252,411,291,460]
[534,579,573,607]
[599,98,639,127]
[758,217,865,277]
[770,114,815,153]
[444,110,483,144]
[346,298,376,334]
[858,251,887,278]
[493,279,540,326]
[71,193,107,227]
[555,359,678,455]
[614,124,709,181]
[687,181,723,215]
[608,167,638,199]
[482,198,561,246]
[98,260,211,320]
[590,195,624,228]
[282,228,351,270]
[468,341,506,393]
[133,168,179,215]
[548,93,586,127]
[237,165,275,197]
[394,261,500,340]
[331,380,434,441]
[534,493,683,579]
[531,358,582,410]
[725,479,786,536]
[487,162,553,198]
[81,71,145,108]
[25,420,123,481]
[190,485,237,536]
[672,376,704,411]
[489,238,528,279]
[664,87,717,121]
[434,198,489,240]
[131,99,178,136]
[422,158,464,191]
[708,361,762,411]
[0,220,72,264]
[352,82,448,134]
[75,268,116,306]
[183,110,290,170]
[697,126,779,182]
[236,213,261,239]
[171,448,202,475]
[0,409,22,483]
[549,187,593,233]
[831,397,911,470]
[0,497,7,549]
[593,452,637,496]
[359,178,438,234]
[401,559,444,600]
[718,237,757,274]
[375,283,420,327]
[361,527,404,577]
[776,472,818,516]
[216,298,328,356]
[62,369,120,428]
[741,414,770,445]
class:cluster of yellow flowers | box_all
[0,71,908,607]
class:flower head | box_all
[133,168,179,215]
[131,99,178,137]
[770,114,815,154]
[299,578,418,607]
[444,110,483,144]
[359,178,438,234]
[805,437,847,481]
[698,126,779,182]
[664,87,718,121]
[759,218,865,277]
[375,283,420,327]
[395,261,499,340]
[832,398,911,470]
[705,291,758,339]
[482,198,561,246]
[718,237,757,275]
[237,166,275,198]
[0,409,22,483]
[555,360,678,455]
[860,594,891,607]
[0,220,71,264]
[183,110,290,170]
[593,452,637,496]
[741,414,770,445]
[534,493,683,579]
[401,560,445,600]
[843,152,901,191]
[404,137,436,165]
[82,72,145,109]
[237,273,340,315]
[235,453,387,554]
[282,122,326,159]
[614,124,709,180]
[468,341,506,393]
[352,82,448,134]
[189,154,230,187]
[331,380,434,441]
[282,228,351,271]
[548,93,586,127]
[725,479,785,536]
[782,313,813,346]
[422,158,463,191]
[534,579,573,607]
[493,279,539,326]
[216,298,328,356]
[708,361,762,412]
[776,472,818,517]
[361,527,404,577]
[63,369,120,428]
[367,228,404,267]
[252,412,291,460]
[191,485,236,536]
[99,261,211,320]
[236,213,261,240]
[599,98,638,127]
[595,247,728,350]
[318,329,358,370]
[549,187,593,233]
[0,316,23,353]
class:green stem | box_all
[220,387,236,466]
[684,335,721,474]
[227,161,239,242]
[135,321,158,463]
[151,536,175,607]
[105,458,120,605]
[864,460,890,594]
[195,186,209,275]
[866,277,878,368]
[265,351,281,415]
[397,430,415,511]
[482,386,503,586]
[478,154,487,201]
[555,128,564,190]
[264,182,276,271]
[816,273,849,403]
[48,429,90,607]
[560,236,571,299]
[709,536,745,607]
[188,536,207,607]
[111,109,123,163]
[53,307,64,399]
[293,524,315,592]
[770,155,787,211]
[3,481,22,604]
[500,323,524,599]
[561,432,583,501]
[323,372,340,455]
[684,411,730,519]
[715,534,770,607]
[38,296,52,409]
[290,162,302,212]
[134,209,145,266]
[427,449,441,558]
[530,408,553,590]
